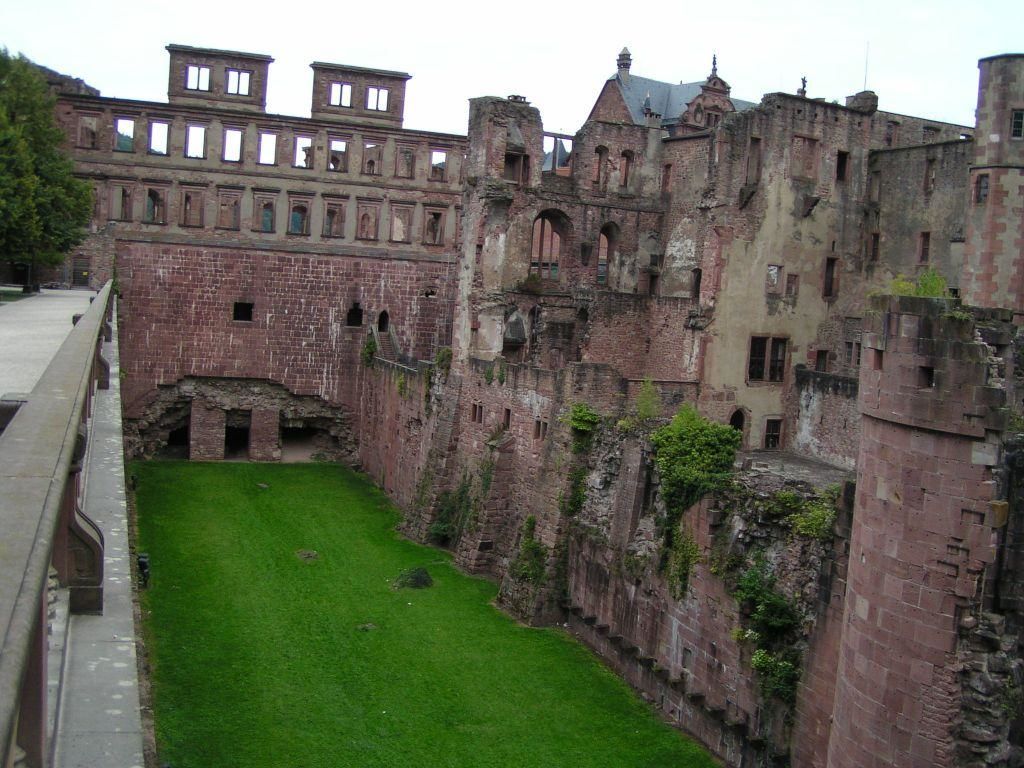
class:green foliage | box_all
[558,468,587,518]
[393,567,433,589]
[0,51,91,275]
[635,378,660,422]
[434,346,453,376]
[942,309,973,322]
[518,273,543,294]
[787,487,839,541]
[396,373,408,399]
[497,360,507,385]
[750,649,800,704]
[732,563,800,643]
[565,403,603,453]
[889,267,948,298]
[1009,410,1024,433]
[667,529,700,600]
[651,406,741,515]
[360,336,377,367]
[483,364,495,385]
[429,475,474,545]
[510,516,548,584]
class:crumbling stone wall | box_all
[787,366,860,470]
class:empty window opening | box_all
[823,257,838,298]
[363,142,382,175]
[366,87,389,111]
[144,189,165,224]
[919,232,931,263]
[357,206,378,240]
[78,115,98,148]
[884,120,900,147]
[924,158,936,194]
[329,139,349,172]
[766,264,782,293]
[233,302,254,322]
[869,171,881,203]
[114,118,135,152]
[396,145,415,178]
[764,419,782,449]
[948,287,961,299]
[749,336,788,382]
[785,273,799,297]
[593,146,609,189]
[185,64,210,91]
[288,204,309,235]
[975,174,989,204]
[185,125,206,158]
[217,195,240,229]
[258,132,277,165]
[872,349,884,371]
[746,137,762,184]
[870,232,880,260]
[294,136,313,168]
[324,203,345,238]
[1012,110,1023,139]
[531,213,563,280]
[114,187,132,221]
[691,268,702,299]
[224,411,251,460]
[836,151,849,182]
[223,128,243,162]
[471,403,484,424]
[620,151,634,187]
[729,410,745,435]
[815,350,829,372]
[543,135,572,176]
[258,201,275,233]
[181,191,203,227]
[377,310,390,333]
[424,211,444,245]
[329,82,353,107]
[533,419,549,441]
[346,302,363,326]
[791,135,818,179]
[390,207,411,242]
[225,69,251,96]
[430,150,448,181]
[504,152,529,184]
[597,233,610,285]
[503,408,512,430]
[149,121,169,155]
[918,366,935,388]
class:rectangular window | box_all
[885,120,900,147]
[423,210,444,245]
[768,338,787,381]
[924,158,936,194]
[533,419,549,440]
[869,171,881,203]
[390,206,412,243]
[78,115,98,148]
[791,135,818,179]
[222,128,243,162]
[149,121,169,155]
[329,82,352,107]
[323,201,346,238]
[429,150,447,181]
[1011,110,1023,139]
[233,302,254,322]
[143,188,166,224]
[836,150,849,182]
[294,136,313,168]
[975,174,990,204]
[870,232,880,261]
[503,408,512,430]
[111,186,132,221]
[225,69,251,96]
[258,132,277,165]
[395,145,415,178]
[815,350,829,372]
[288,200,311,235]
[748,337,787,382]
[748,337,767,380]
[785,273,799,297]
[764,419,782,449]
[185,65,211,91]
[766,265,782,293]
[366,86,389,111]
[185,124,206,159]
[919,232,931,263]
[254,197,275,233]
[504,153,529,184]
[363,142,382,175]
[180,189,204,227]
[472,404,484,424]
[217,191,241,230]
[356,203,379,240]
[329,139,348,172]
[823,257,838,298]
[114,118,135,152]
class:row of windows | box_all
[104,185,448,244]
[327,81,390,112]
[86,115,452,180]
[469,402,549,441]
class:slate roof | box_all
[613,72,758,128]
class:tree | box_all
[0,50,91,287]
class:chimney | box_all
[617,47,632,81]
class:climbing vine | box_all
[510,515,548,584]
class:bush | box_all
[788,488,839,540]
[511,516,547,584]
[565,403,603,453]
[635,378,660,422]
[667,529,700,600]
[434,346,453,376]
[361,336,377,367]
[732,563,800,643]
[393,567,433,589]
[890,267,948,298]
[651,406,740,514]
[750,649,800,703]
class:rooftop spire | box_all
[617,47,632,74]
[711,54,718,77]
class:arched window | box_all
[260,202,275,233]
[531,214,563,280]
[620,151,634,188]
[346,302,363,326]
[377,310,390,332]
[597,223,617,286]
[289,204,308,235]
[691,268,702,299]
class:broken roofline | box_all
[165,44,274,63]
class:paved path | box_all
[52,305,145,768]
[0,289,95,395]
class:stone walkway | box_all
[0,288,95,395]
[51,305,145,768]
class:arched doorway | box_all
[377,310,390,333]
[729,409,746,449]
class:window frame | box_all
[328,138,349,172]
[114,117,135,153]
[225,69,251,96]
[423,208,445,245]
[747,335,788,383]
[257,132,278,166]
[429,149,448,182]
[216,189,242,230]
[222,127,243,163]
[763,419,783,450]
[184,124,207,159]
[148,120,169,155]
[389,204,413,243]
[366,86,389,112]
[1011,110,1023,140]
[293,135,314,169]
[329,82,353,108]
[185,64,211,92]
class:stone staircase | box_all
[375,330,398,362]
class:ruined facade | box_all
[46,46,1024,766]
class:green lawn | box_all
[133,462,717,768]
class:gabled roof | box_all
[613,72,757,128]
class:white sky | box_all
[2,0,1020,136]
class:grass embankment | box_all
[134,462,718,768]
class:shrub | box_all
[434,346,453,376]
[635,378,660,422]
[511,516,547,583]
[565,403,603,453]
[360,336,377,367]
[732,562,800,643]
[890,267,948,298]
[788,488,839,541]
[667,529,700,600]
[750,649,800,703]
[484,364,494,384]
[393,567,433,589]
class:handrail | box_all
[0,281,112,763]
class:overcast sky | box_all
[2,0,1020,136]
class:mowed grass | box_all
[133,462,718,768]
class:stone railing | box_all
[0,282,112,768]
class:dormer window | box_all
[226,69,251,96]
[366,87,389,111]
[185,65,211,91]
[329,82,352,107]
